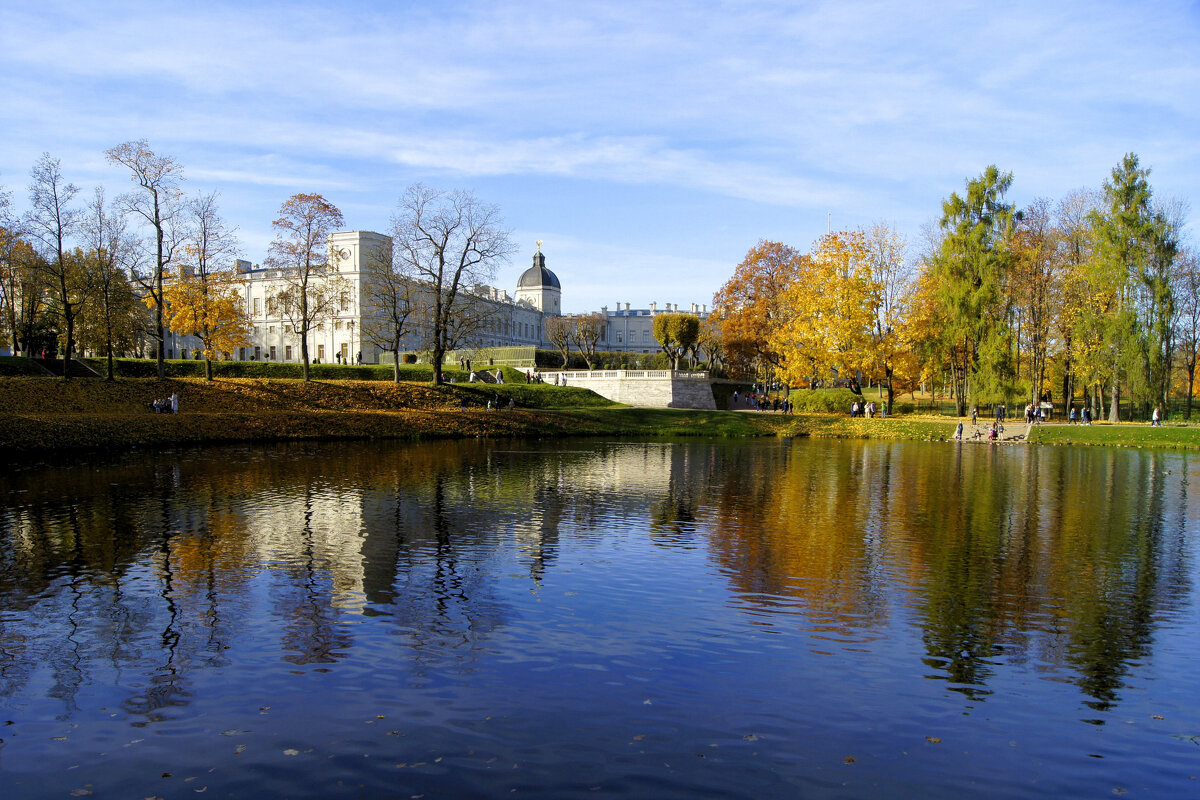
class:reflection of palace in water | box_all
[0,439,1195,716]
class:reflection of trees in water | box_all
[0,438,1193,720]
[705,439,1191,710]
[707,440,889,631]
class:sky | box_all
[2,0,1197,313]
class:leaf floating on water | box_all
[283,749,300,756]
[234,745,246,755]
[926,736,942,744]
[632,735,645,741]
[643,699,652,705]
[70,789,92,797]
[743,734,759,742]
[161,773,173,778]
[844,756,856,764]
[1113,788,1128,795]
[1152,715,1164,720]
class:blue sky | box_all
[2,0,1197,313]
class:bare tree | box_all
[390,184,515,384]
[28,153,88,376]
[171,192,247,380]
[544,315,572,367]
[79,187,142,380]
[570,312,604,369]
[1174,248,1200,418]
[106,140,185,380]
[265,193,345,380]
[360,237,417,381]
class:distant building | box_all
[166,231,708,364]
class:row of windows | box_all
[613,330,652,344]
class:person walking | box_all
[1152,406,1162,427]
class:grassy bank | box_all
[2,376,1197,454]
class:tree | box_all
[771,231,875,392]
[1054,189,1099,414]
[106,140,185,380]
[696,316,725,374]
[390,184,515,384]
[570,312,604,369]
[544,315,572,367]
[1088,153,1166,420]
[1009,198,1063,406]
[78,187,142,380]
[1174,248,1200,418]
[712,240,807,379]
[0,180,49,357]
[0,229,45,356]
[930,165,1018,415]
[861,223,911,412]
[28,153,89,376]
[265,193,346,381]
[652,312,700,370]
[164,193,250,380]
[360,237,417,382]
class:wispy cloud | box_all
[2,0,1197,311]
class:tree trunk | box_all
[1108,381,1120,423]
[205,357,213,381]
[1187,362,1195,419]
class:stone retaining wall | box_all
[543,370,716,410]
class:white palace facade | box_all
[164,230,709,365]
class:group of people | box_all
[1067,405,1093,425]
[850,400,881,418]
[1023,403,1047,425]
[730,391,791,413]
[150,392,179,414]
[484,396,516,411]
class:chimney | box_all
[625,302,630,312]
[650,302,657,312]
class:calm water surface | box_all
[0,437,1198,798]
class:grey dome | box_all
[518,251,560,290]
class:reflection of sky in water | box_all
[0,438,1197,798]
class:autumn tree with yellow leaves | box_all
[770,231,876,390]
[162,192,250,380]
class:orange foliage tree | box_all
[711,240,807,380]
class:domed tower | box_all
[514,241,561,315]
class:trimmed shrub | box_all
[787,387,864,413]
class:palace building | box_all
[165,231,709,364]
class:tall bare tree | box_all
[79,187,142,380]
[169,192,247,380]
[390,184,514,384]
[360,238,417,382]
[544,315,572,367]
[28,153,89,376]
[570,312,604,369]
[106,140,184,379]
[265,193,345,381]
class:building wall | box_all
[171,230,709,364]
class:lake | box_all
[0,437,1197,798]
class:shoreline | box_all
[1,377,1198,456]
